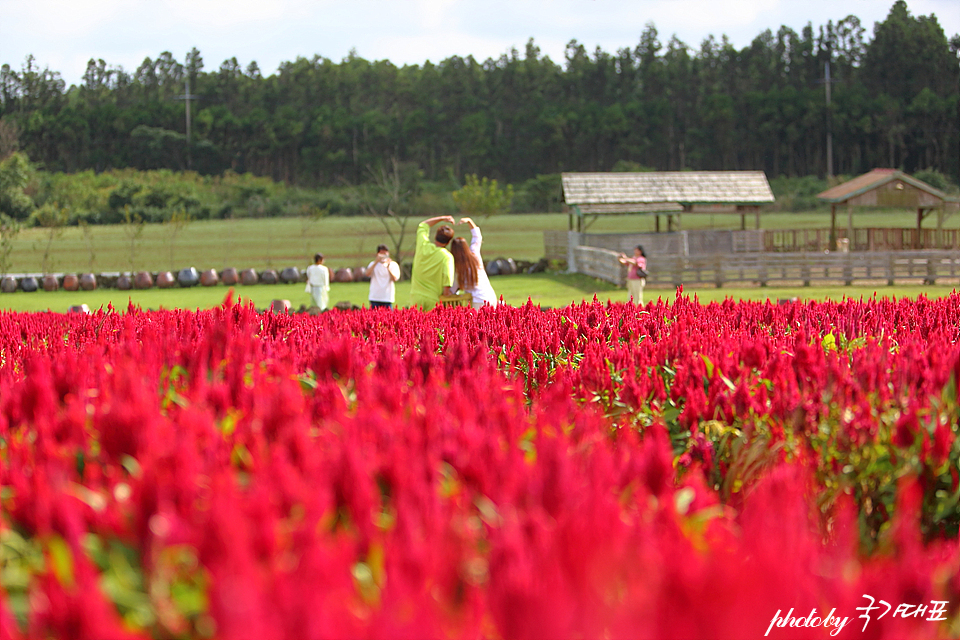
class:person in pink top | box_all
[618,245,647,304]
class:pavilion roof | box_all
[562,171,775,213]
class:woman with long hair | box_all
[449,217,498,308]
[618,245,647,304]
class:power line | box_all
[175,78,198,170]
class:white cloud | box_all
[1,0,956,86]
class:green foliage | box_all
[0,152,35,220]
[452,174,514,218]
[767,175,830,212]
[611,161,656,173]
[513,174,563,213]
[912,168,958,193]
[1,12,957,189]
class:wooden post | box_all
[830,204,837,250]
[672,255,683,289]
[917,207,923,249]
[936,207,944,249]
[925,257,936,285]
[846,205,853,249]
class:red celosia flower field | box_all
[1,293,959,639]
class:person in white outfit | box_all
[449,217,498,309]
[363,244,401,308]
[305,253,331,310]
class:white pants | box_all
[627,278,645,304]
[309,285,329,310]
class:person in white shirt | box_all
[363,244,401,309]
[305,253,331,310]
[449,217,498,309]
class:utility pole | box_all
[817,51,840,179]
[175,78,198,170]
[824,60,833,178]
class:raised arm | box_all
[459,217,478,229]
[422,215,455,227]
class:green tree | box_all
[861,0,959,171]
[0,152,34,220]
[452,174,514,218]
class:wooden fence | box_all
[764,228,960,252]
[547,228,960,261]
[573,247,960,288]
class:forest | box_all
[0,0,958,192]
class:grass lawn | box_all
[1,273,956,313]
[7,209,956,275]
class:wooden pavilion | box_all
[817,169,960,249]
[561,171,775,232]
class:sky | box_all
[2,0,957,88]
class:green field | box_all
[6,209,956,275]
[3,210,958,312]
[1,272,956,313]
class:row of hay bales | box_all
[1,258,542,293]
[0,268,308,293]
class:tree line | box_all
[1,1,958,188]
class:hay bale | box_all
[221,268,239,286]
[20,277,38,293]
[487,258,516,276]
[42,275,59,292]
[200,269,219,287]
[178,267,200,288]
[135,271,154,289]
[62,274,80,291]
[156,271,176,288]
[280,267,301,284]
[240,268,259,286]
[260,269,279,285]
[79,273,97,291]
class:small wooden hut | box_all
[817,169,960,249]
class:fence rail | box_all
[547,228,960,261]
[573,247,960,288]
[764,228,960,252]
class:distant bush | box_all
[912,168,958,193]
[513,174,562,213]
[768,175,829,212]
